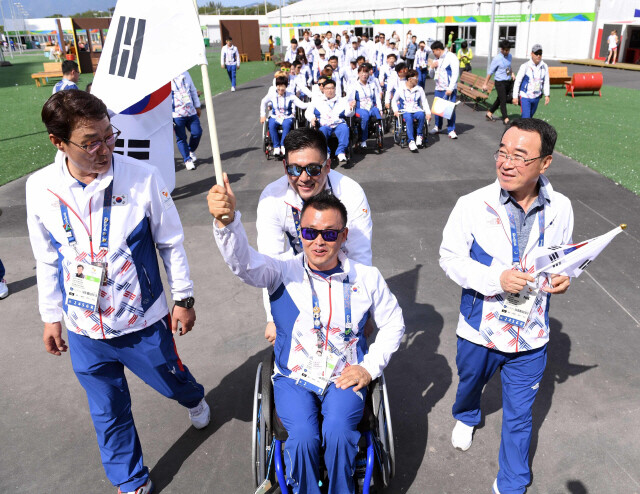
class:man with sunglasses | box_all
[209,180,404,494]
[512,44,550,119]
[256,127,372,345]
[26,90,208,494]
[439,119,573,494]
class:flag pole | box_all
[191,0,225,189]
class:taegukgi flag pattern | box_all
[91,0,207,114]
[531,225,626,278]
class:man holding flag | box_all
[439,118,573,494]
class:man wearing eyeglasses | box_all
[439,118,573,494]
[255,128,372,346]
[208,182,404,494]
[26,90,208,494]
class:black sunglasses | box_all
[300,227,345,242]
[285,161,326,177]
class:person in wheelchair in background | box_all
[391,69,431,151]
[208,181,405,494]
[260,76,309,157]
[347,64,383,150]
[305,79,355,164]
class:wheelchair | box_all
[310,118,354,166]
[393,111,428,150]
[263,113,300,161]
[252,352,395,494]
[352,111,384,155]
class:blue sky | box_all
[1,0,261,19]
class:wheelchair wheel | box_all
[252,353,275,488]
[371,373,395,487]
[375,122,384,154]
[262,120,272,160]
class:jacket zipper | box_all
[467,291,478,319]
[141,265,154,299]
[325,278,333,350]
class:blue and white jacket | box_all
[439,176,573,353]
[514,59,550,100]
[26,151,193,339]
[305,94,355,128]
[260,90,309,119]
[215,212,405,381]
[430,50,460,92]
[52,78,78,94]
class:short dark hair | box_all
[503,118,558,157]
[291,38,298,44]
[461,41,468,49]
[406,69,418,79]
[62,60,78,75]
[499,39,511,51]
[386,53,397,60]
[328,55,338,62]
[431,40,444,51]
[291,60,301,67]
[283,127,328,162]
[275,75,289,87]
[77,265,83,269]
[323,78,336,88]
[226,37,233,42]
[395,62,407,73]
[42,90,109,141]
[356,55,366,62]
[301,189,348,229]
[357,64,370,73]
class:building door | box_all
[498,25,517,49]
[444,25,458,47]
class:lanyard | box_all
[53,178,113,255]
[309,272,352,354]
[505,202,545,267]
[276,94,287,114]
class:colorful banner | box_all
[269,12,595,28]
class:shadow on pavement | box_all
[567,479,589,493]
[150,346,273,492]
[171,173,244,202]
[384,265,451,492]
[8,274,37,295]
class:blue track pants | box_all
[520,96,541,118]
[226,64,237,88]
[403,111,426,141]
[356,107,381,142]
[452,337,547,494]
[173,114,202,162]
[68,316,204,492]
[273,375,366,494]
[319,123,350,156]
[268,117,295,148]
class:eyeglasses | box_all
[64,126,121,155]
[300,227,345,242]
[285,161,326,177]
[494,150,545,167]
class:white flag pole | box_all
[191,0,225,189]
[532,224,626,277]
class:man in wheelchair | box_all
[209,182,405,494]
[305,79,355,164]
[347,64,383,150]
[391,69,431,151]
[260,76,309,157]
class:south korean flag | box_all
[92,0,206,114]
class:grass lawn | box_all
[471,68,640,195]
[0,50,275,186]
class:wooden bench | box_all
[263,52,272,61]
[457,72,494,109]
[31,62,63,87]
[565,72,603,98]
[548,66,571,86]
[240,53,249,62]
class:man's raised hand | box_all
[207,172,236,227]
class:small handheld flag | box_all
[431,97,460,119]
[531,224,626,278]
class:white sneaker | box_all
[492,478,501,494]
[337,153,347,163]
[184,159,196,170]
[0,279,8,299]
[408,140,417,151]
[188,398,210,429]
[118,479,154,494]
[231,87,236,92]
[448,130,458,139]
[280,146,286,155]
[189,151,197,162]
[416,135,423,147]
[428,126,439,135]
[451,420,474,451]
[273,147,281,156]
[360,141,367,148]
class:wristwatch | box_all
[174,297,195,309]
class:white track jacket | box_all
[26,151,193,339]
[439,176,573,353]
[215,212,404,381]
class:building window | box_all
[498,25,517,49]
[460,26,477,47]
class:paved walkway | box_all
[1,72,639,493]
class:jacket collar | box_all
[55,149,114,196]
[303,249,351,283]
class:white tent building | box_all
[267,0,640,62]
